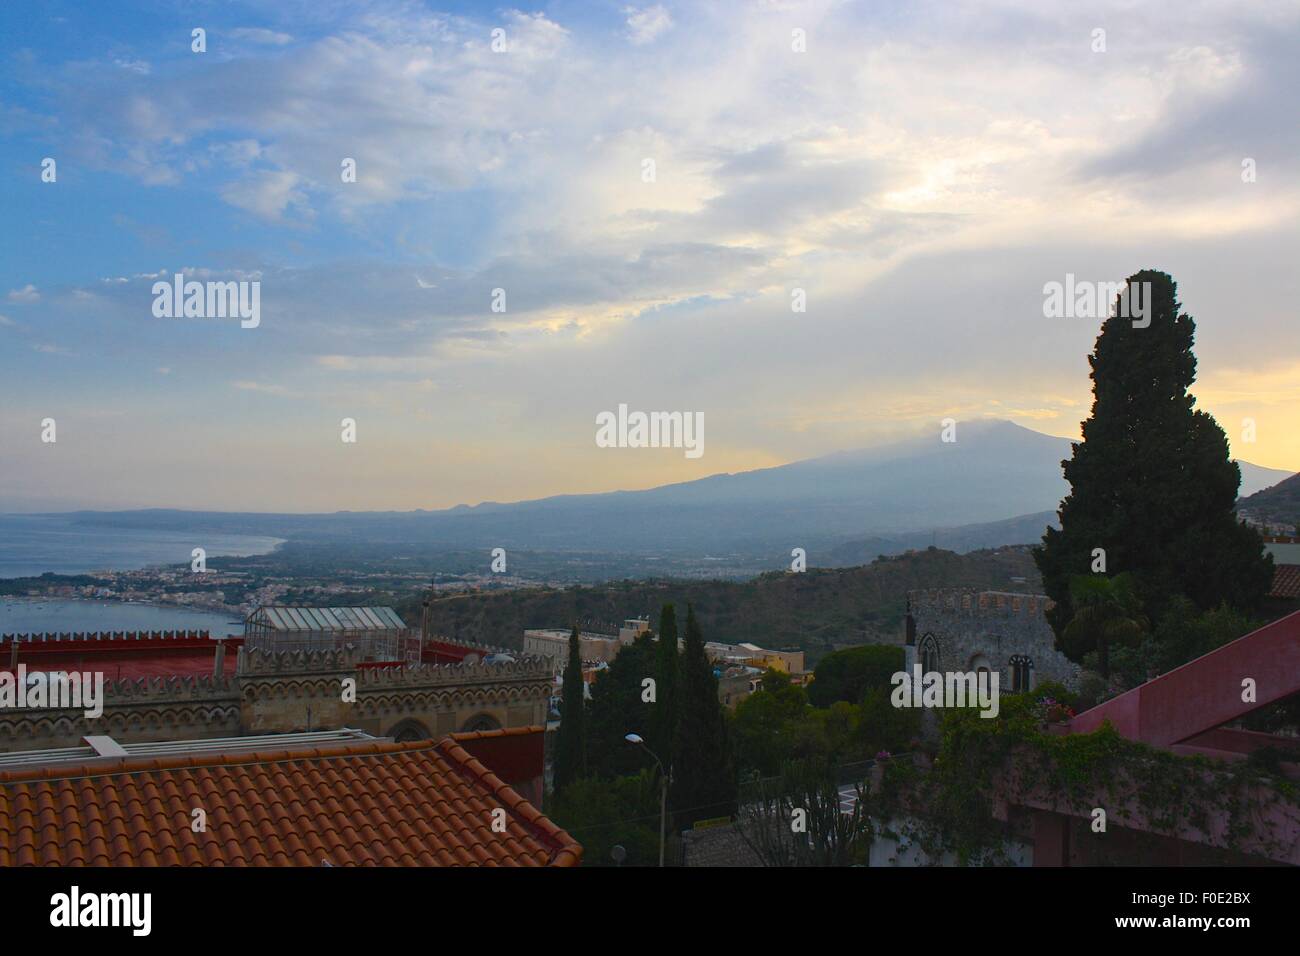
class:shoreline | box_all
[2,594,246,617]
[1,595,246,637]
[0,513,286,581]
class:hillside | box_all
[1239,472,1300,531]
[823,511,1059,566]
[402,545,1041,661]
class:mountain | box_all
[50,420,1072,554]
[38,420,1292,562]
[1238,472,1300,531]
[1236,461,1296,498]
[819,459,1293,564]
[822,510,1060,566]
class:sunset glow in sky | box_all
[2,0,1298,512]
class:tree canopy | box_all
[1035,270,1272,651]
[808,644,904,707]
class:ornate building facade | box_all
[0,629,552,752]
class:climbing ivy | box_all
[874,682,1300,865]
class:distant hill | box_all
[1236,461,1296,497]
[48,419,1075,554]
[34,420,1291,572]
[1239,472,1300,531]
[822,510,1060,566]
[400,545,1042,659]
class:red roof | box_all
[0,631,239,681]
[1069,609,1300,748]
[0,733,580,866]
[1270,564,1300,600]
[1,632,501,680]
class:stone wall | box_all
[906,589,1080,691]
[0,646,554,751]
[0,675,241,751]
[680,824,764,867]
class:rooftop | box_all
[0,630,239,682]
[1269,563,1300,600]
[246,606,407,632]
[0,727,580,866]
[0,728,376,773]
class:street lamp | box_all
[625,733,668,867]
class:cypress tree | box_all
[1035,270,1272,649]
[553,625,586,793]
[585,629,658,779]
[670,605,736,828]
[653,603,679,769]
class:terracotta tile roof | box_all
[1271,564,1300,600]
[0,736,580,867]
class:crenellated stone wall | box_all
[904,589,1081,691]
[0,643,553,751]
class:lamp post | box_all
[625,733,668,867]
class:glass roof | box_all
[248,606,406,632]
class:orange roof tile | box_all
[0,737,580,867]
[1270,564,1300,600]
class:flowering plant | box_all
[1037,696,1075,723]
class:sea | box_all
[0,514,280,637]
[0,598,243,637]
[0,514,282,579]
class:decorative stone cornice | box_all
[238,646,360,674]
[1,629,213,643]
[908,589,1054,617]
[357,657,551,688]
[103,674,238,700]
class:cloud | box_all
[113,57,150,74]
[7,285,40,303]
[231,380,295,396]
[625,5,673,44]
[5,0,1300,509]
[230,27,293,46]
[221,169,312,222]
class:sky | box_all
[1,0,1298,513]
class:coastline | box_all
[1,595,245,637]
[2,593,246,616]
[0,513,286,580]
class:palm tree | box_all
[1061,573,1148,682]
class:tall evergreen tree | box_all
[653,603,680,769]
[1035,270,1272,648]
[670,605,736,828]
[585,630,658,779]
[553,625,586,793]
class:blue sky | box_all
[2,0,1299,512]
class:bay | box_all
[0,514,282,579]
[1,597,243,637]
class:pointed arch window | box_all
[1009,655,1033,692]
[919,634,940,675]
